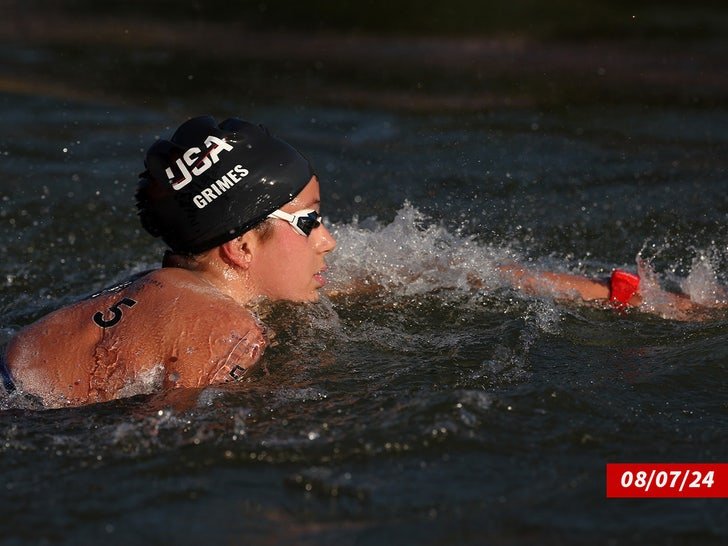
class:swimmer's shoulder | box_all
[5,267,265,403]
[91,267,229,310]
[4,267,231,357]
[128,267,265,341]
[140,269,267,387]
[164,305,267,388]
[67,267,259,334]
[128,267,222,298]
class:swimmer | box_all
[1,115,720,407]
[3,116,336,407]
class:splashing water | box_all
[330,202,727,320]
[637,245,727,320]
[327,202,519,296]
[3,203,725,411]
[681,249,728,306]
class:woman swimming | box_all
[3,116,335,406]
[0,115,716,407]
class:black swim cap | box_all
[137,115,314,254]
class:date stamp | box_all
[606,463,727,498]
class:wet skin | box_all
[248,177,336,302]
[4,177,336,407]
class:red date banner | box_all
[606,463,728,498]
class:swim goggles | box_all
[267,208,322,237]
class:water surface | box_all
[1,53,727,545]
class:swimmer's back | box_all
[5,268,266,406]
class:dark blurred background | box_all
[13,0,728,38]
[2,0,727,113]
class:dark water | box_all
[2,42,728,546]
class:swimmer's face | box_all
[248,176,336,302]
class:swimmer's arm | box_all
[324,277,383,299]
[323,262,717,319]
[324,267,627,303]
[495,264,715,319]
[495,265,632,304]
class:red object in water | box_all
[609,269,640,306]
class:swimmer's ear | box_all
[220,233,257,270]
[220,229,263,270]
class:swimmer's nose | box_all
[315,223,336,253]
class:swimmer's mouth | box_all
[314,267,328,286]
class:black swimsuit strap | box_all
[86,269,155,300]
[0,352,16,393]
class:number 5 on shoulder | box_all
[93,298,138,328]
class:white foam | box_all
[327,202,518,296]
[327,203,726,323]
[680,250,728,306]
[637,246,726,319]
